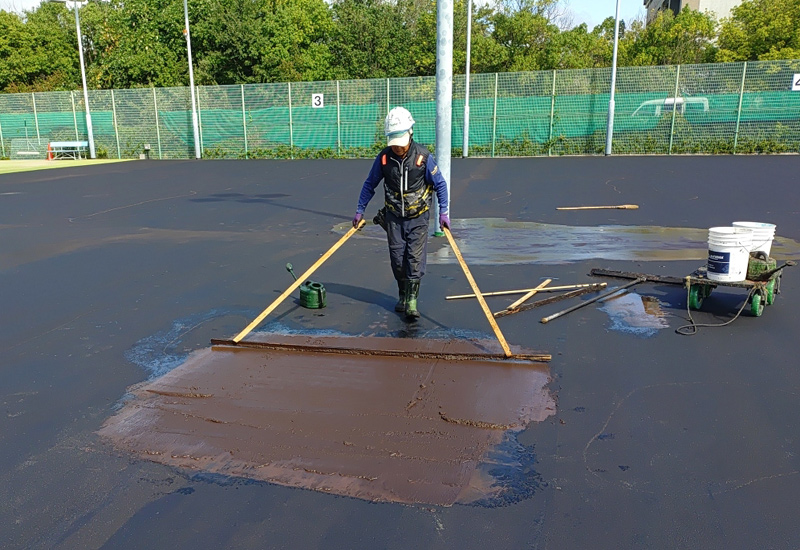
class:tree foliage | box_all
[717,0,800,61]
[0,0,797,93]
[621,8,717,66]
[0,6,77,92]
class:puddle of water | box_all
[334,219,800,265]
[599,291,670,337]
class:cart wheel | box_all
[766,280,775,305]
[688,286,703,310]
[750,292,764,317]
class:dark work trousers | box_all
[386,208,430,282]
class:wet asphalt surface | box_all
[1,155,798,549]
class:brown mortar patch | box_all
[100,334,554,506]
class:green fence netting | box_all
[2,60,799,160]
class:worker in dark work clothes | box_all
[352,106,450,321]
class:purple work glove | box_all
[439,213,450,229]
[352,212,363,228]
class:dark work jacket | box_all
[356,140,449,220]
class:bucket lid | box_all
[709,226,753,235]
[732,221,776,230]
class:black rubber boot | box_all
[404,279,420,320]
[395,280,406,312]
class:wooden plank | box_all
[211,339,551,362]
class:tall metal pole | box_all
[462,0,472,158]
[733,61,747,154]
[434,0,453,236]
[183,0,201,159]
[73,1,95,158]
[604,0,621,156]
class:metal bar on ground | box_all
[494,284,606,318]
[506,279,552,310]
[446,282,602,300]
[590,268,684,285]
[443,226,513,357]
[231,220,366,343]
[211,339,550,363]
[541,278,644,324]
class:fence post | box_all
[0,101,5,157]
[71,91,79,140]
[336,80,341,155]
[491,73,498,158]
[288,82,294,159]
[32,93,41,144]
[241,84,248,158]
[111,89,121,159]
[733,62,747,154]
[153,88,163,159]
[548,69,556,156]
[668,64,681,155]
[386,78,390,113]
[196,86,204,154]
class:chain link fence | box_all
[2,60,799,160]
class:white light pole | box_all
[53,0,95,158]
[434,0,453,237]
[604,0,621,156]
[183,0,201,159]
[462,0,472,158]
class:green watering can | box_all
[286,263,326,309]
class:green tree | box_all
[488,0,562,71]
[81,0,188,89]
[259,0,337,82]
[621,7,717,66]
[717,0,800,61]
[330,0,415,79]
[0,6,76,92]
[192,0,272,84]
[467,3,507,74]
[548,21,614,69]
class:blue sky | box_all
[565,0,645,30]
[1,0,645,29]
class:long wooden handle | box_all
[506,279,552,311]
[446,283,603,300]
[540,278,644,324]
[557,204,639,210]
[494,284,607,318]
[443,227,512,358]
[232,220,366,342]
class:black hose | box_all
[675,284,756,335]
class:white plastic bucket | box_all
[732,221,776,256]
[707,227,753,282]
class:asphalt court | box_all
[1,155,798,549]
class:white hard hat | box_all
[385,107,415,147]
